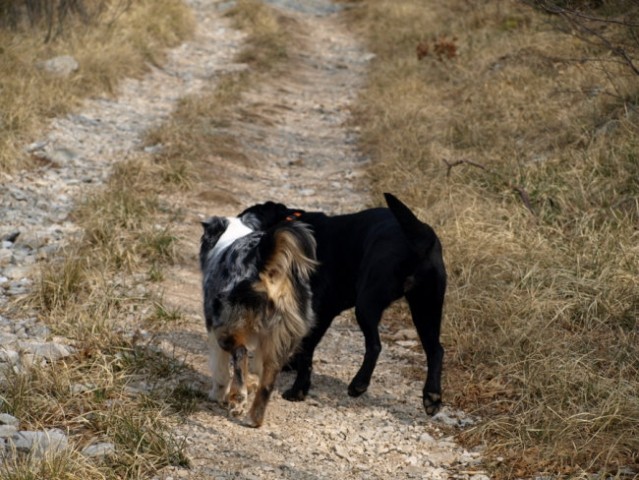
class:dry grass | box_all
[1,345,190,479]
[1,2,194,471]
[0,0,194,171]
[227,0,292,70]
[1,1,291,476]
[345,0,639,477]
[145,0,292,184]
[0,155,190,477]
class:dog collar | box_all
[286,212,303,222]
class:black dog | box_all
[239,193,446,414]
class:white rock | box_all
[37,55,79,77]
[9,429,68,458]
[392,328,418,341]
[432,411,460,427]
[0,413,19,426]
[0,425,18,438]
[81,442,115,458]
[0,349,19,363]
[17,341,73,361]
[0,333,18,344]
[333,445,352,462]
[0,249,12,266]
[419,432,435,443]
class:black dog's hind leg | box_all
[347,296,390,397]
[405,267,446,415]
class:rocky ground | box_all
[0,0,489,478]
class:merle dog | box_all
[200,216,317,427]
[239,193,446,414]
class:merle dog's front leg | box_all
[248,352,279,428]
[207,331,231,404]
[228,345,249,416]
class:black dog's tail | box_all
[384,193,438,258]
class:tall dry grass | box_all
[145,0,292,182]
[0,0,193,171]
[0,155,191,478]
[1,1,292,476]
[346,0,639,477]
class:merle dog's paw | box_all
[282,388,306,402]
[229,401,246,417]
[208,383,229,405]
[423,392,442,415]
[228,391,247,417]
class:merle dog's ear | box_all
[201,216,228,238]
[200,217,230,261]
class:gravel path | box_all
[0,1,487,478]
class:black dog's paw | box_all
[282,388,307,402]
[347,380,369,397]
[423,392,442,415]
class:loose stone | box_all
[8,429,69,458]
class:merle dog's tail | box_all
[384,193,438,258]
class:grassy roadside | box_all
[2,155,192,478]
[1,1,292,477]
[0,0,194,172]
[344,0,639,477]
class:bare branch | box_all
[442,159,537,215]
[521,0,639,77]
[560,8,639,76]
[534,2,639,27]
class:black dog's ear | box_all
[239,201,301,230]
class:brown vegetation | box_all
[1,1,291,476]
[0,1,197,477]
[146,0,293,186]
[0,0,194,171]
[3,0,637,476]
[345,0,639,477]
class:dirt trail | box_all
[0,0,486,477]
[156,2,485,479]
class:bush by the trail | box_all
[0,0,193,171]
[0,0,111,41]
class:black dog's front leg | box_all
[347,301,385,397]
[282,316,332,401]
[282,353,312,401]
